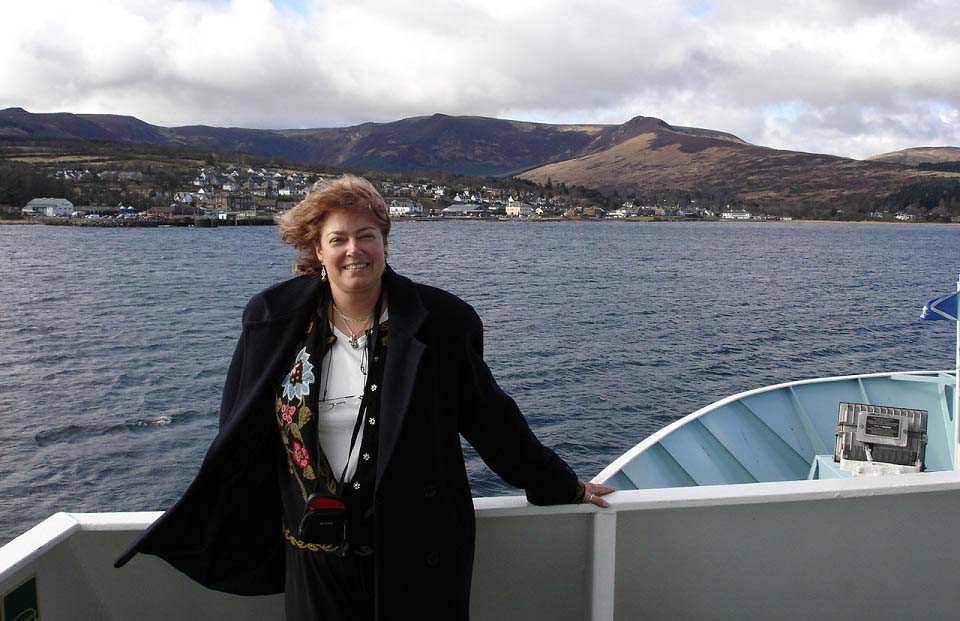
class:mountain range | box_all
[2,107,958,206]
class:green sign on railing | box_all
[2,577,40,621]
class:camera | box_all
[298,493,347,545]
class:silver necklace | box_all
[332,303,372,349]
[332,303,369,324]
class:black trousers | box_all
[284,545,375,621]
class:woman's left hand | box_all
[581,481,615,508]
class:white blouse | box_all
[317,309,387,482]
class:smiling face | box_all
[315,209,388,302]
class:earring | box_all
[320,264,327,282]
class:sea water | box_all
[0,220,956,544]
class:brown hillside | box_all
[520,119,958,204]
[867,147,960,166]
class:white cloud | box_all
[1,0,958,158]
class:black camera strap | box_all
[311,290,384,497]
[336,290,383,491]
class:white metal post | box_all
[589,512,617,621]
[955,273,960,470]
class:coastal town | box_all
[3,155,950,225]
[10,162,782,225]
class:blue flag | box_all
[921,292,960,321]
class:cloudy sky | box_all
[2,0,958,159]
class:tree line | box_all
[918,161,960,173]
[0,161,75,208]
[877,178,960,216]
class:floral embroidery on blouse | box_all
[281,347,315,402]
[276,335,339,502]
[292,441,310,468]
[276,390,337,501]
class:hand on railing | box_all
[578,481,615,508]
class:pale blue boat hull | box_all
[596,370,957,489]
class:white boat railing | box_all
[7,470,960,620]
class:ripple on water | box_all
[34,413,191,447]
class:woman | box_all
[116,175,612,620]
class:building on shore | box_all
[505,201,533,218]
[609,206,638,218]
[24,198,74,217]
[389,199,424,217]
[211,192,254,212]
[441,204,488,218]
[721,210,752,220]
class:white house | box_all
[442,204,487,218]
[454,192,480,203]
[609,206,638,218]
[25,198,74,217]
[389,200,424,216]
[505,202,533,218]
[721,210,752,220]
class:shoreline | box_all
[1,217,956,227]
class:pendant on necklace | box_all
[349,336,360,349]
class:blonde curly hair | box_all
[277,174,391,275]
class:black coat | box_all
[116,266,579,619]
